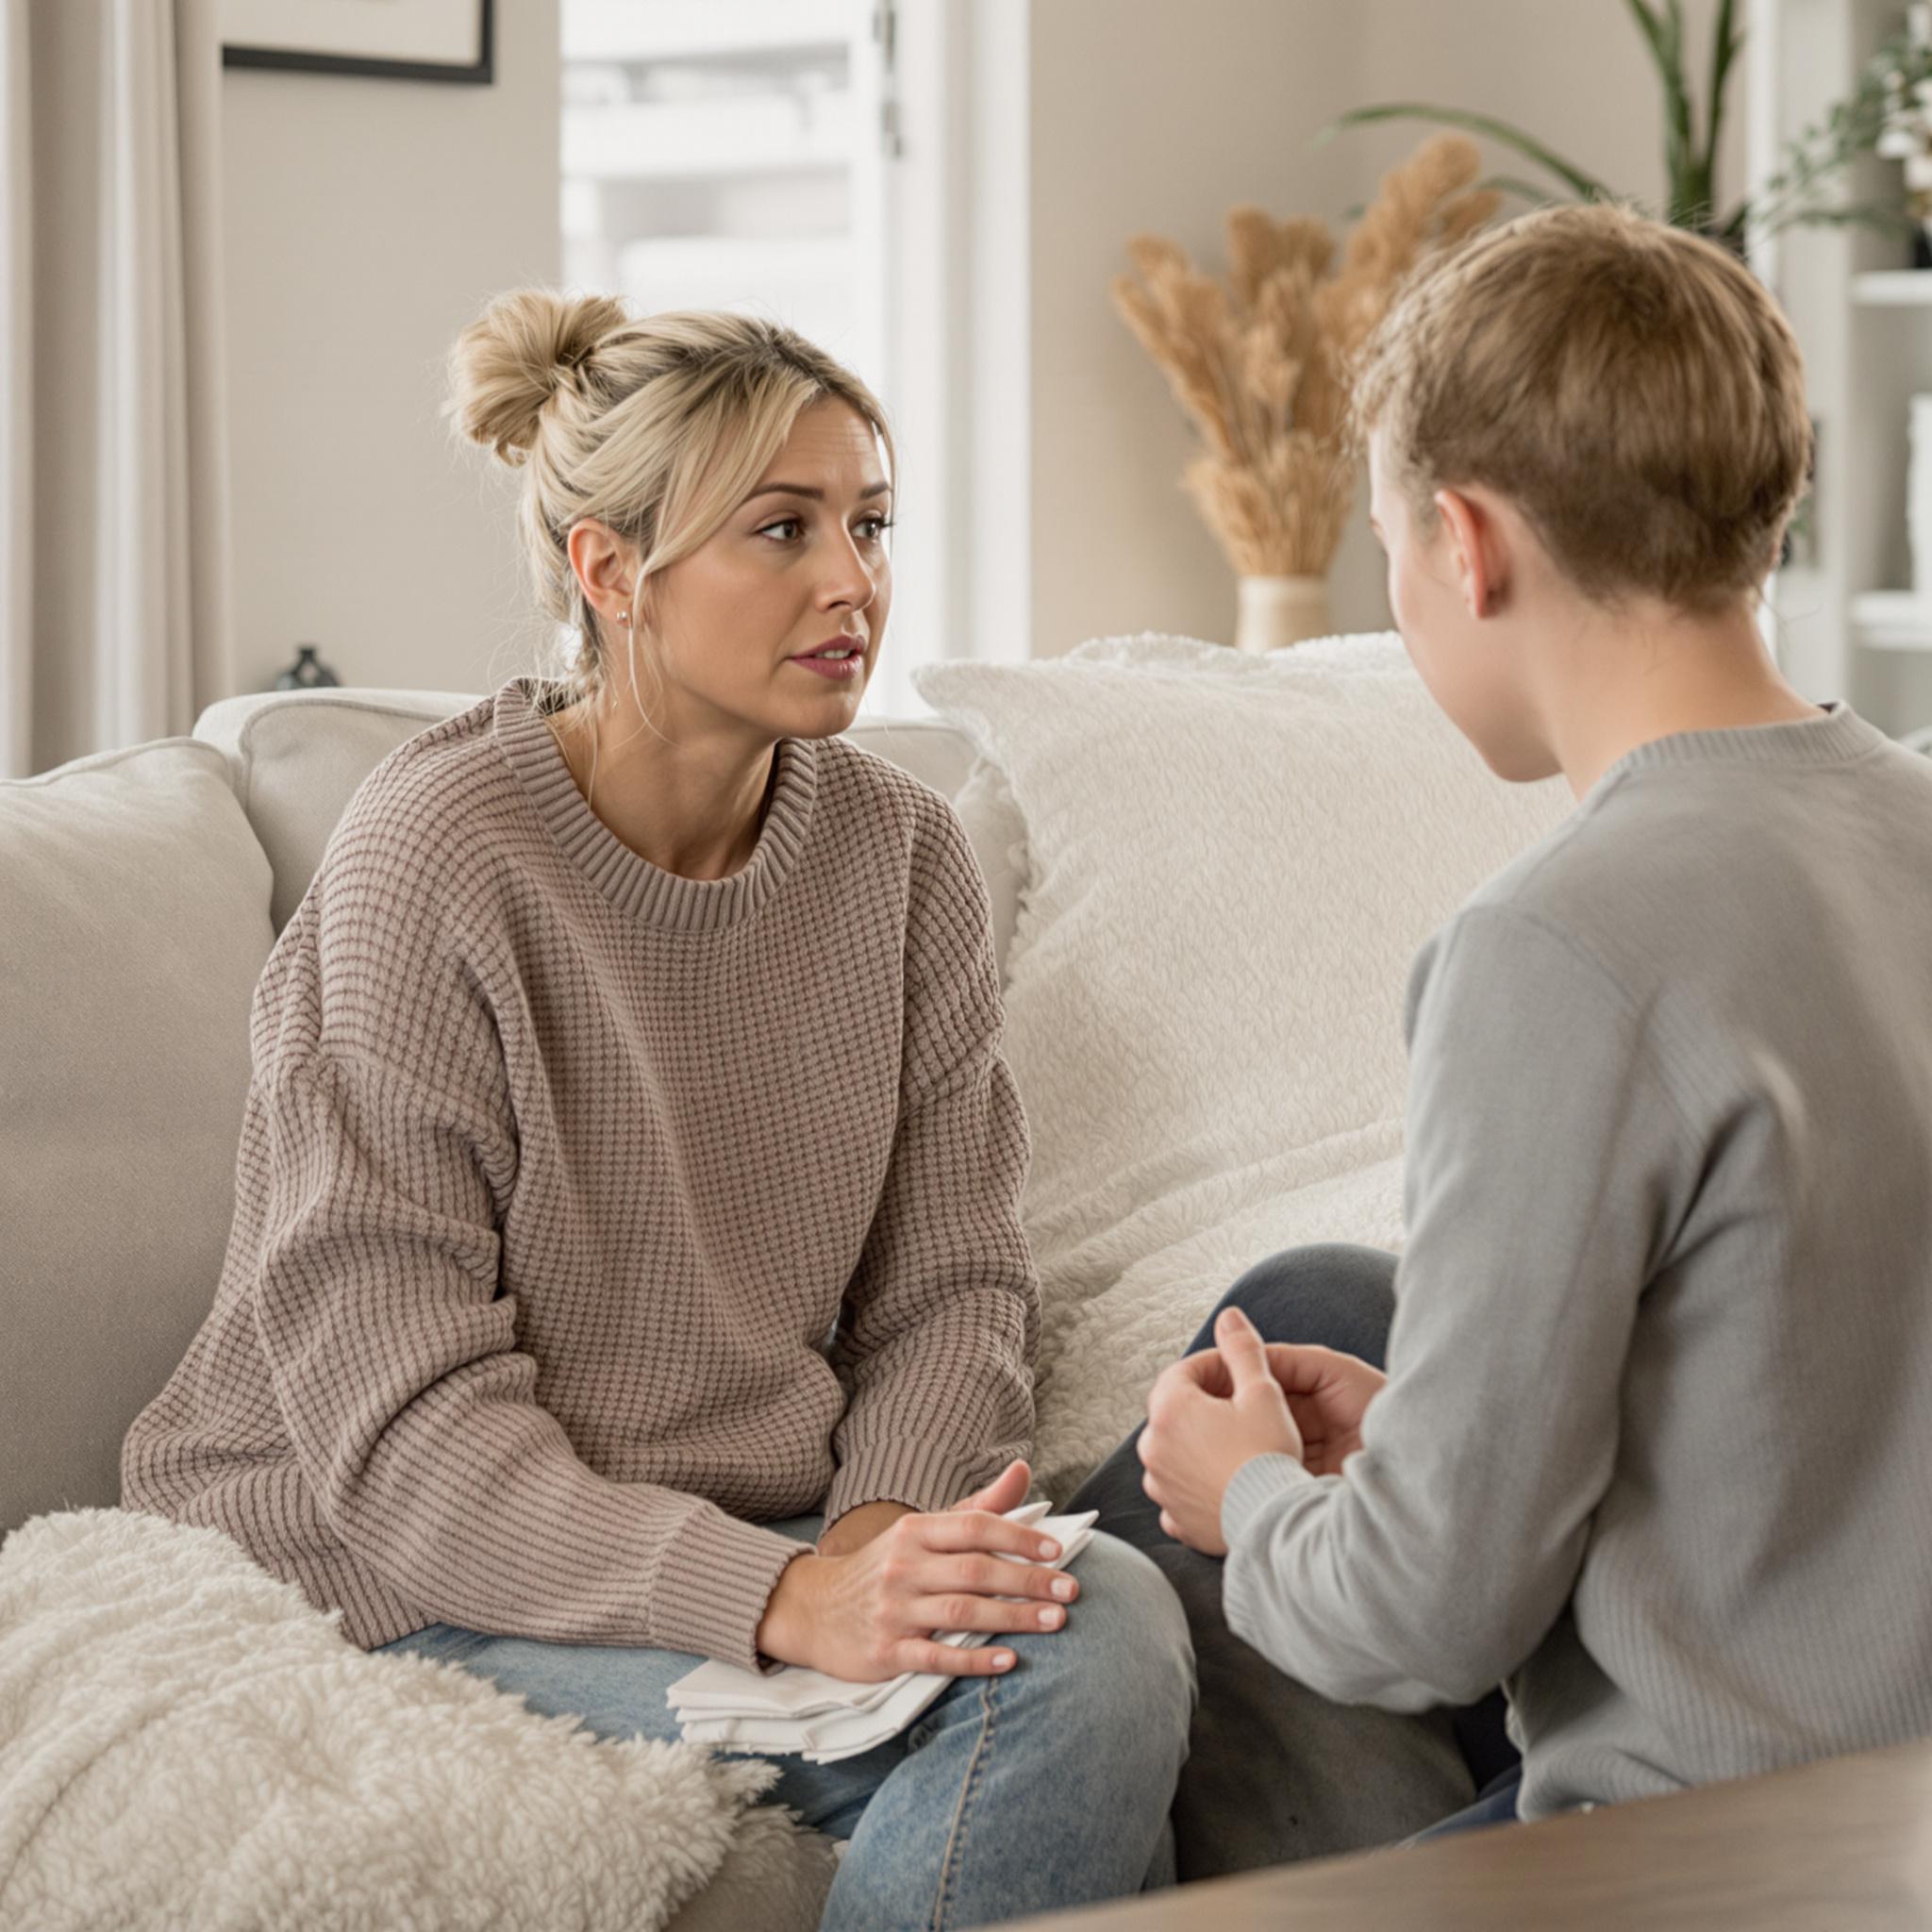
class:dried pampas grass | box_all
[1112,135,1500,585]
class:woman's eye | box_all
[758,514,895,542]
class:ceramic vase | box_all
[1234,575,1332,653]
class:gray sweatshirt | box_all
[1222,703,1932,1820]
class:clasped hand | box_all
[756,1458,1079,1682]
[1137,1306,1387,1556]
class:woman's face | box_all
[640,399,892,744]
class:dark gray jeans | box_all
[1069,1241,1519,1880]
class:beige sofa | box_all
[0,684,1041,1924]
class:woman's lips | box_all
[790,653,862,680]
[790,639,865,681]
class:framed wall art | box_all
[221,0,493,85]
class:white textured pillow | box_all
[952,755,1029,985]
[914,632,1574,1490]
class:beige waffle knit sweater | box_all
[122,678,1039,1672]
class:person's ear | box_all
[566,518,637,627]
[1433,486,1507,620]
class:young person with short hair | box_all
[1082,200,1932,1857]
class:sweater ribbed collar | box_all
[1587,701,1888,803]
[492,676,818,933]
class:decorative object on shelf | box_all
[1327,0,1932,258]
[1876,5,1932,260]
[1762,11,1932,258]
[1111,136,1498,653]
[273,645,341,691]
[221,0,492,86]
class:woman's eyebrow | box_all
[741,481,893,504]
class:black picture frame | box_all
[223,0,493,86]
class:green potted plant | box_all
[1325,0,1932,256]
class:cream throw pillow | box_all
[914,632,1575,1490]
[0,740,275,1532]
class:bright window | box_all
[562,1,937,711]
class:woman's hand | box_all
[757,1460,1074,1681]
[1263,1341,1386,1477]
[814,1456,1032,1557]
[1138,1306,1304,1556]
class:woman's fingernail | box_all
[1039,1605,1063,1627]
[1037,1539,1059,1559]
[1052,1576,1075,1600]
[992,1651,1015,1669]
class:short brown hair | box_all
[1352,201,1811,615]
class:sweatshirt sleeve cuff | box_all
[824,1438,988,1524]
[652,1504,814,1673]
[1222,1451,1318,1551]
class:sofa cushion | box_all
[0,740,275,1532]
[914,631,1576,1491]
[194,688,482,933]
[193,688,1005,961]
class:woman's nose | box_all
[828,561,876,609]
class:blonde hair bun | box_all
[446,288,631,465]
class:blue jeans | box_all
[379,1521,1193,1931]
[1070,1241,1524,1876]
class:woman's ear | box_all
[1432,486,1507,620]
[566,518,636,624]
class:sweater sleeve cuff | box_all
[653,1504,814,1674]
[824,1438,988,1524]
[1222,1451,1318,1551]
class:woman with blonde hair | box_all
[122,294,1192,1928]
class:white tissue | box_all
[667,1502,1099,1764]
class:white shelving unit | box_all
[1850,588,1932,644]
[1757,0,1932,732]
[1851,268,1932,302]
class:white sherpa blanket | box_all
[0,1508,838,1932]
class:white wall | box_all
[214,0,1745,692]
[220,0,559,697]
[1026,0,1749,657]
